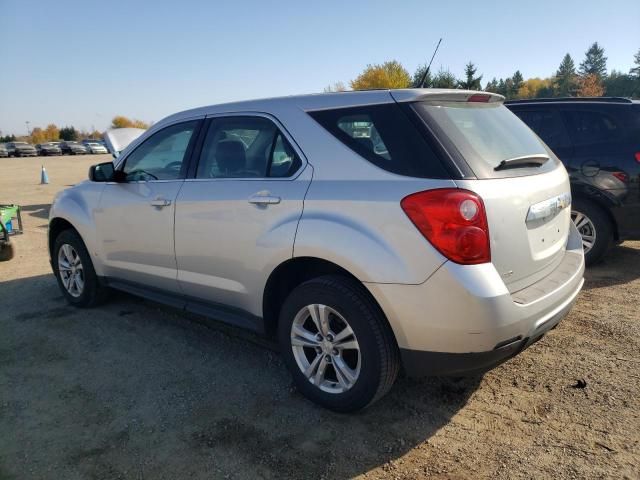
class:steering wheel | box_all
[164,161,182,172]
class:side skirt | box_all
[104,278,265,334]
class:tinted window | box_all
[196,116,301,179]
[513,110,571,150]
[123,121,198,181]
[308,103,448,178]
[565,110,622,146]
[413,102,556,179]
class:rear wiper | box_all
[494,154,550,171]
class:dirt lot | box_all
[0,154,639,479]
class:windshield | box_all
[413,101,556,178]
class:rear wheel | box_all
[571,197,613,266]
[53,229,109,307]
[278,275,399,412]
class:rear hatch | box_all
[408,94,572,292]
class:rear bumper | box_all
[399,279,580,376]
[366,223,585,376]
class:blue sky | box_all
[1,0,638,135]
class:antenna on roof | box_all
[416,38,442,88]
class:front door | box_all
[174,115,311,316]
[95,119,202,292]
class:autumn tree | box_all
[517,78,553,99]
[578,74,604,97]
[579,42,607,79]
[111,115,149,129]
[350,60,411,90]
[323,82,347,92]
[30,127,46,144]
[44,124,59,141]
[554,53,579,97]
[458,62,483,90]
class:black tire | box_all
[0,243,15,261]
[278,275,400,412]
[572,197,613,266]
[52,229,109,307]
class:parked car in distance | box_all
[6,141,37,157]
[506,97,640,265]
[59,141,88,155]
[49,89,584,411]
[36,142,62,156]
[83,142,108,154]
[0,144,8,157]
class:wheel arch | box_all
[262,257,398,348]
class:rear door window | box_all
[564,110,623,146]
[308,103,449,178]
[514,110,572,151]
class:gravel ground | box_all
[1,155,639,479]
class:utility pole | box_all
[25,121,31,136]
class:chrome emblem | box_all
[526,192,571,223]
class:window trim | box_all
[112,117,204,183]
[185,111,307,182]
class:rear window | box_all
[413,102,556,179]
[308,103,449,178]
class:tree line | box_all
[327,43,640,99]
[0,116,150,144]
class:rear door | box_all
[412,100,573,292]
[562,105,640,235]
[174,114,311,317]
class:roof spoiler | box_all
[391,89,504,104]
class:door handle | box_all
[248,193,281,205]
[150,197,172,207]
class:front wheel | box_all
[571,198,613,266]
[52,229,109,307]
[278,275,399,412]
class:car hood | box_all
[103,128,145,154]
[15,145,36,150]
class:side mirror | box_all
[88,162,115,182]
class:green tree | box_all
[412,64,433,88]
[579,42,607,79]
[554,53,578,97]
[458,62,483,90]
[484,77,499,93]
[59,126,78,141]
[631,48,640,78]
[431,68,457,88]
[603,70,638,97]
[510,71,524,97]
[350,60,411,90]
[496,78,507,97]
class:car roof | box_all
[160,88,504,126]
[505,97,636,106]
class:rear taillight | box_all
[635,152,640,163]
[467,94,491,103]
[401,189,490,265]
[612,172,629,183]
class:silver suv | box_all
[49,89,585,411]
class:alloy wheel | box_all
[58,243,84,297]
[290,304,361,394]
[571,210,597,253]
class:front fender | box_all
[49,182,105,275]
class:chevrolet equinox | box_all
[49,89,585,411]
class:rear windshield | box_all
[413,102,557,178]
